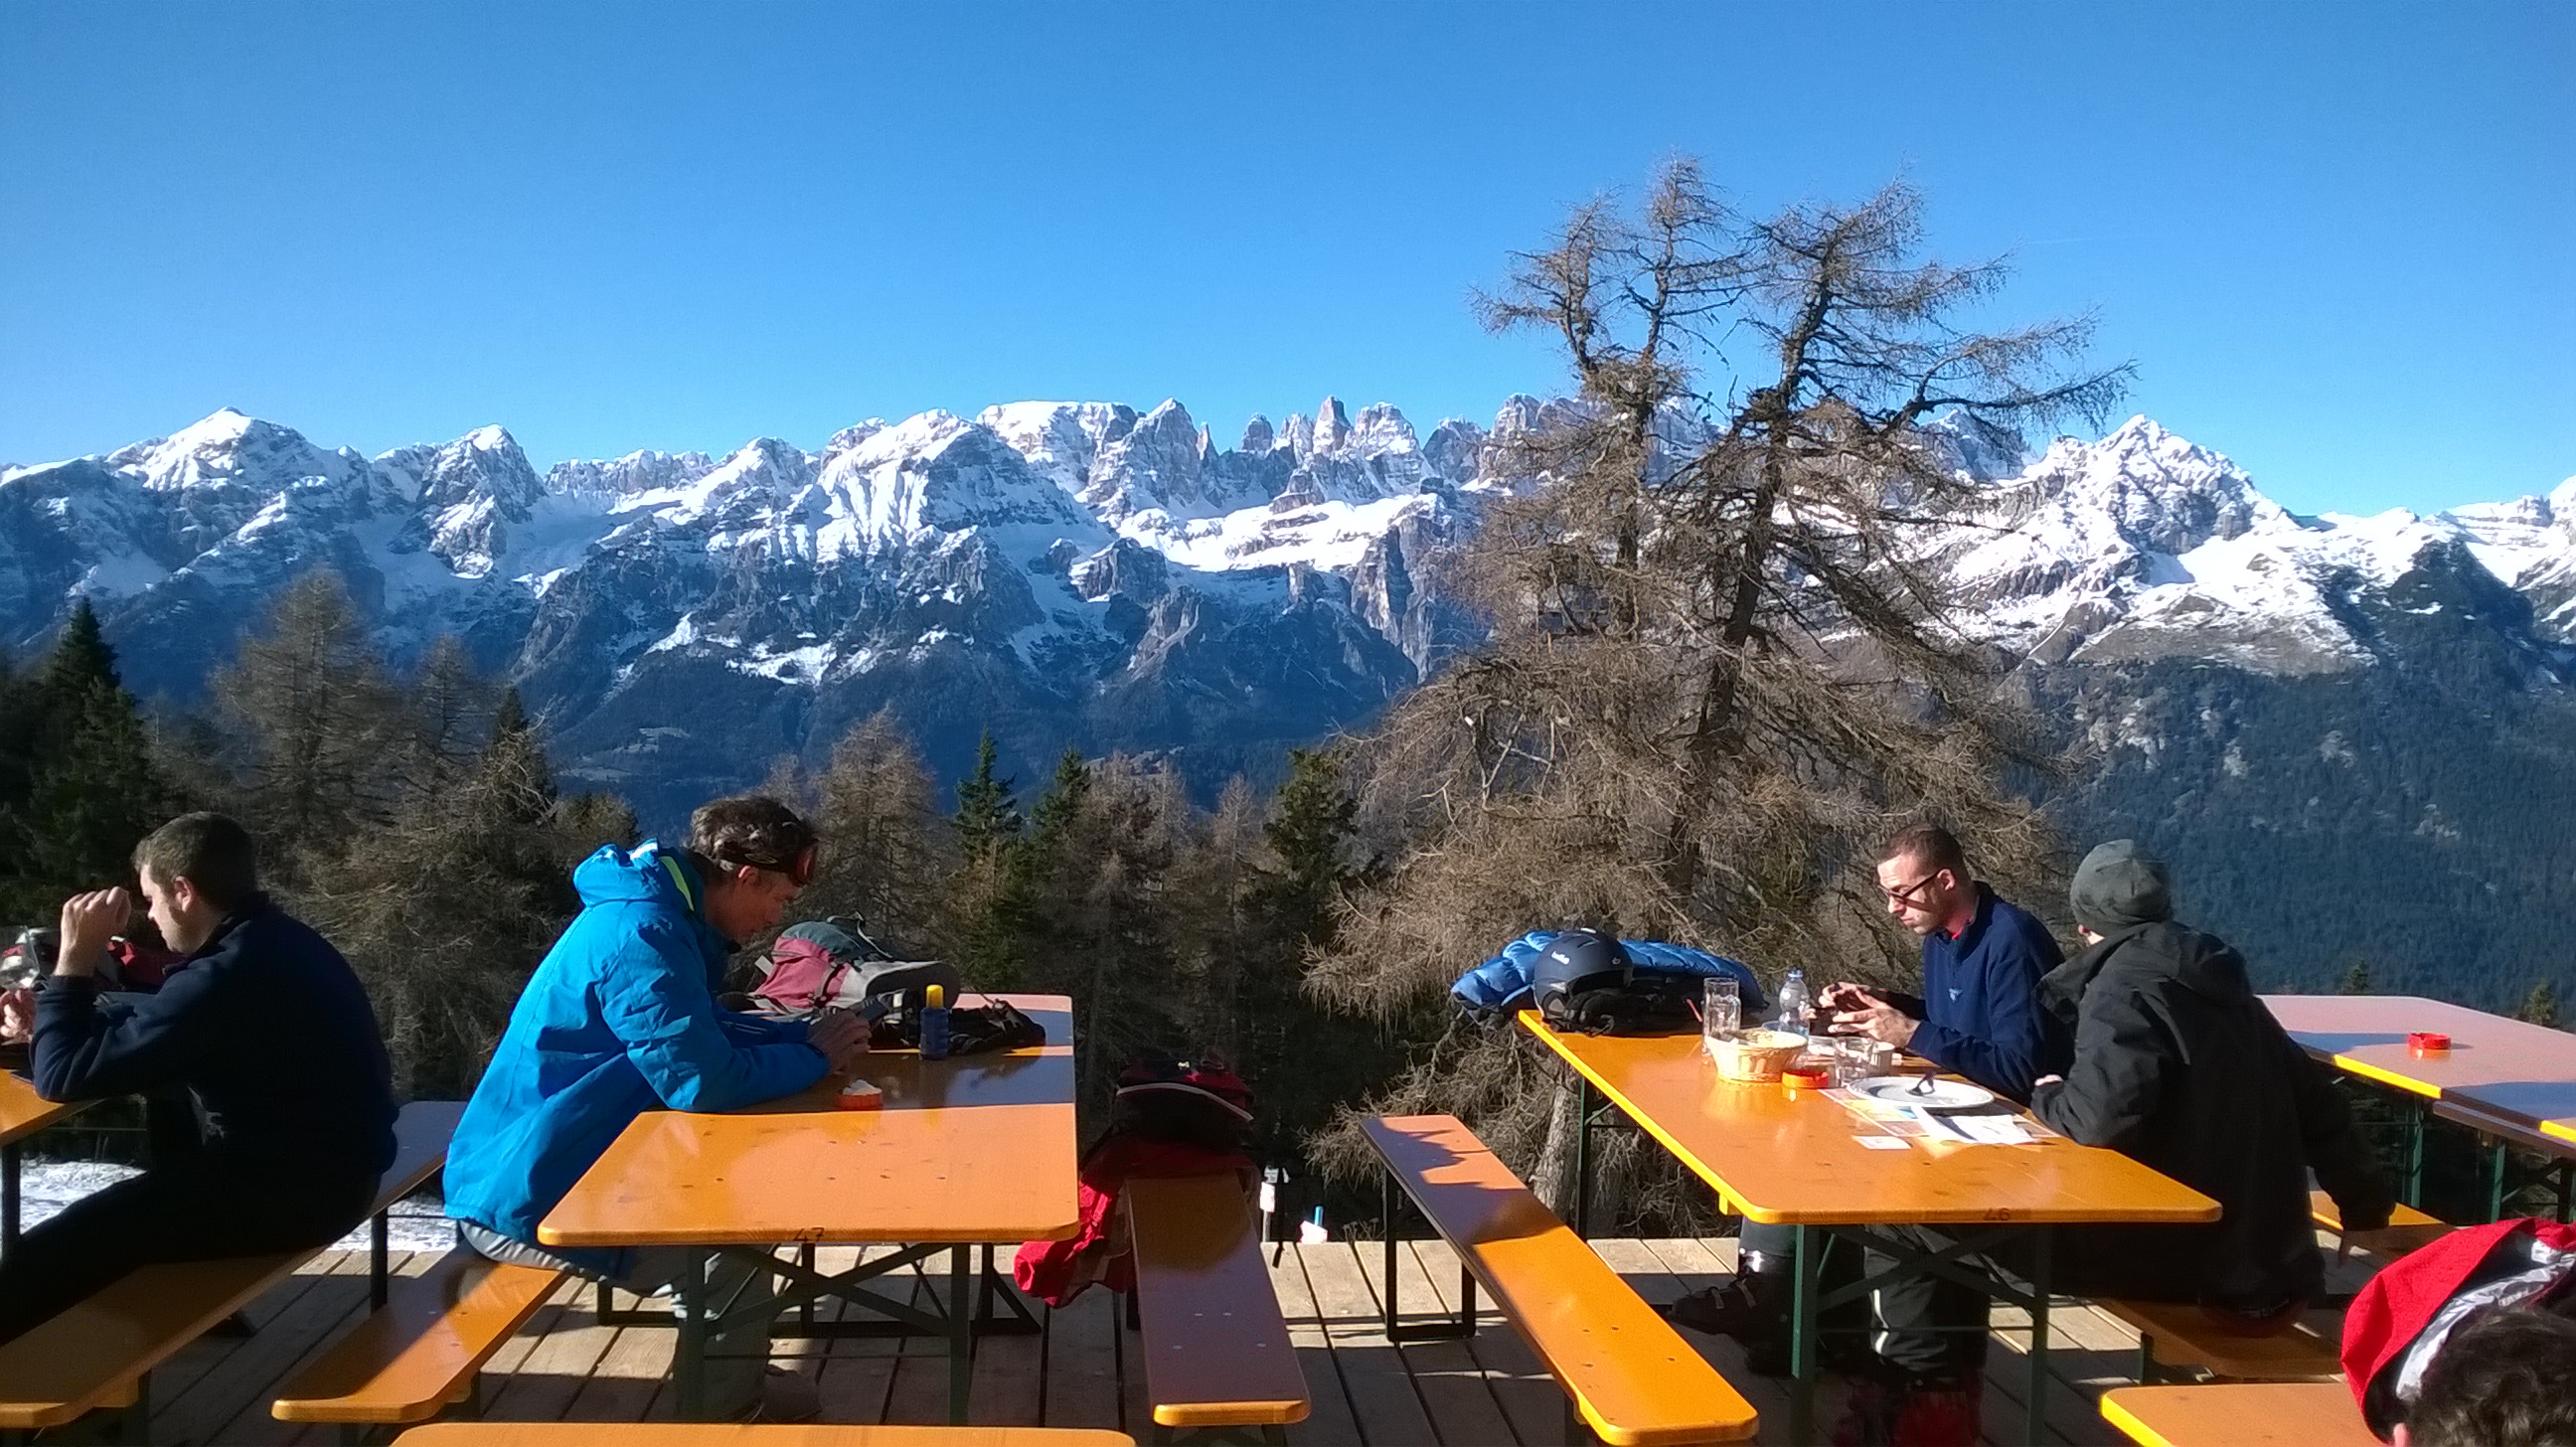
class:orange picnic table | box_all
[1,1068,88,1255]
[2265,994,2576,1217]
[1521,1012,2219,1447]
[539,994,1081,1424]
[2099,1381,2376,1446]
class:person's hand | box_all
[0,987,32,1045]
[806,1008,869,1071]
[56,888,132,979]
[2032,1074,2065,1089]
[1820,982,1876,1012]
[1829,995,1919,1048]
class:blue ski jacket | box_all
[443,841,827,1273]
[1451,930,1769,1016]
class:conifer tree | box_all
[2,600,180,918]
[2340,960,2373,995]
[952,731,1023,862]
[805,710,949,955]
[948,731,1038,988]
[212,572,404,872]
[2520,979,2559,1030]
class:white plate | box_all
[1851,1075,1997,1110]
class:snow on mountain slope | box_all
[3,399,2567,815]
[1938,418,2576,674]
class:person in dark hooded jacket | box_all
[2028,838,2393,1315]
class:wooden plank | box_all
[812,1248,903,1427]
[131,1249,349,1413]
[192,1250,421,1447]
[968,1250,1046,1428]
[1298,1238,1440,1447]
[879,1257,962,1427]
[1984,1303,2127,1446]
[274,1250,564,1424]
[1402,1238,1547,1446]
[1265,1234,1366,1447]
[2101,1381,2379,1447]
[478,1262,622,1422]
[1039,1278,1123,1432]
[561,1298,680,1423]
[1126,1175,1307,1428]
[1361,1236,1520,1447]
[1360,1119,1760,1447]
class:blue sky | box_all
[2,1,2568,516]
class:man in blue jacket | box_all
[1667,826,2070,1392]
[0,813,397,1344]
[445,794,867,1418]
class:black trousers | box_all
[0,1154,376,1344]
[1868,1223,2187,1378]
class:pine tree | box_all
[2,600,180,918]
[2340,960,2373,995]
[2520,980,2559,1030]
[952,731,1023,863]
[1030,747,1091,853]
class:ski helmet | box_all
[1530,927,1630,1015]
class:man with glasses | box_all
[444,795,870,1420]
[1666,825,2069,1428]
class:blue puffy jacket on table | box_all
[444,841,829,1275]
[1451,929,1768,1016]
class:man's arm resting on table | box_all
[2029,978,2170,1148]
[600,920,828,1110]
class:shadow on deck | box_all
[110,1236,2365,1446]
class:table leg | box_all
[2488,1138,2509,1221]
[2023,1227,2052,1447]
[370,1210,390,1311]
[2404,1098,2427,1209]
[675,1249,709,1421]
[3,1140,19,1254]
[1573,1075,1596,1239]
[1786,1223,1822,1447]
[948,1243,973,1424]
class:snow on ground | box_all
[21,1158,459,1251]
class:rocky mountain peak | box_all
[108,408,361,494]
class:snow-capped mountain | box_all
[1939,416,2576,679]
[4,400,2569,824]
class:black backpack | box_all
[1539,970,1704,1037]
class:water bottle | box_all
[917,984,951,1060]
[1773,969,1812,1039]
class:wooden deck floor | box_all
[116,1235,2359,1447]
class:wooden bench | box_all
[2311,1190,2450,1258]
[2100,1381,2379,1446]
[0,1098,462,1438]
[2100,1297,2341,1384]
[1122,1173,1308,1446]
[386,1425,1142,1445]
[271,1247,564,1441]
[1360,1114,1758,1446]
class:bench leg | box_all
[1378,1169,1472,1342]
[371,1209,391,1311]
[2136,1331,2158,1385]
[3,1141,19,1256]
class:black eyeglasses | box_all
[1882,874,1943,910]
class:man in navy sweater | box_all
[0,813,397,1344]
[1825,823,2068,1100]
[1665,825,2070,1397]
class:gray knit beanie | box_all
[2069,839,2174,934]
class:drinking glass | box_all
[1702,977,1741,1041]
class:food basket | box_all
[1705,1028,1809,1082]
